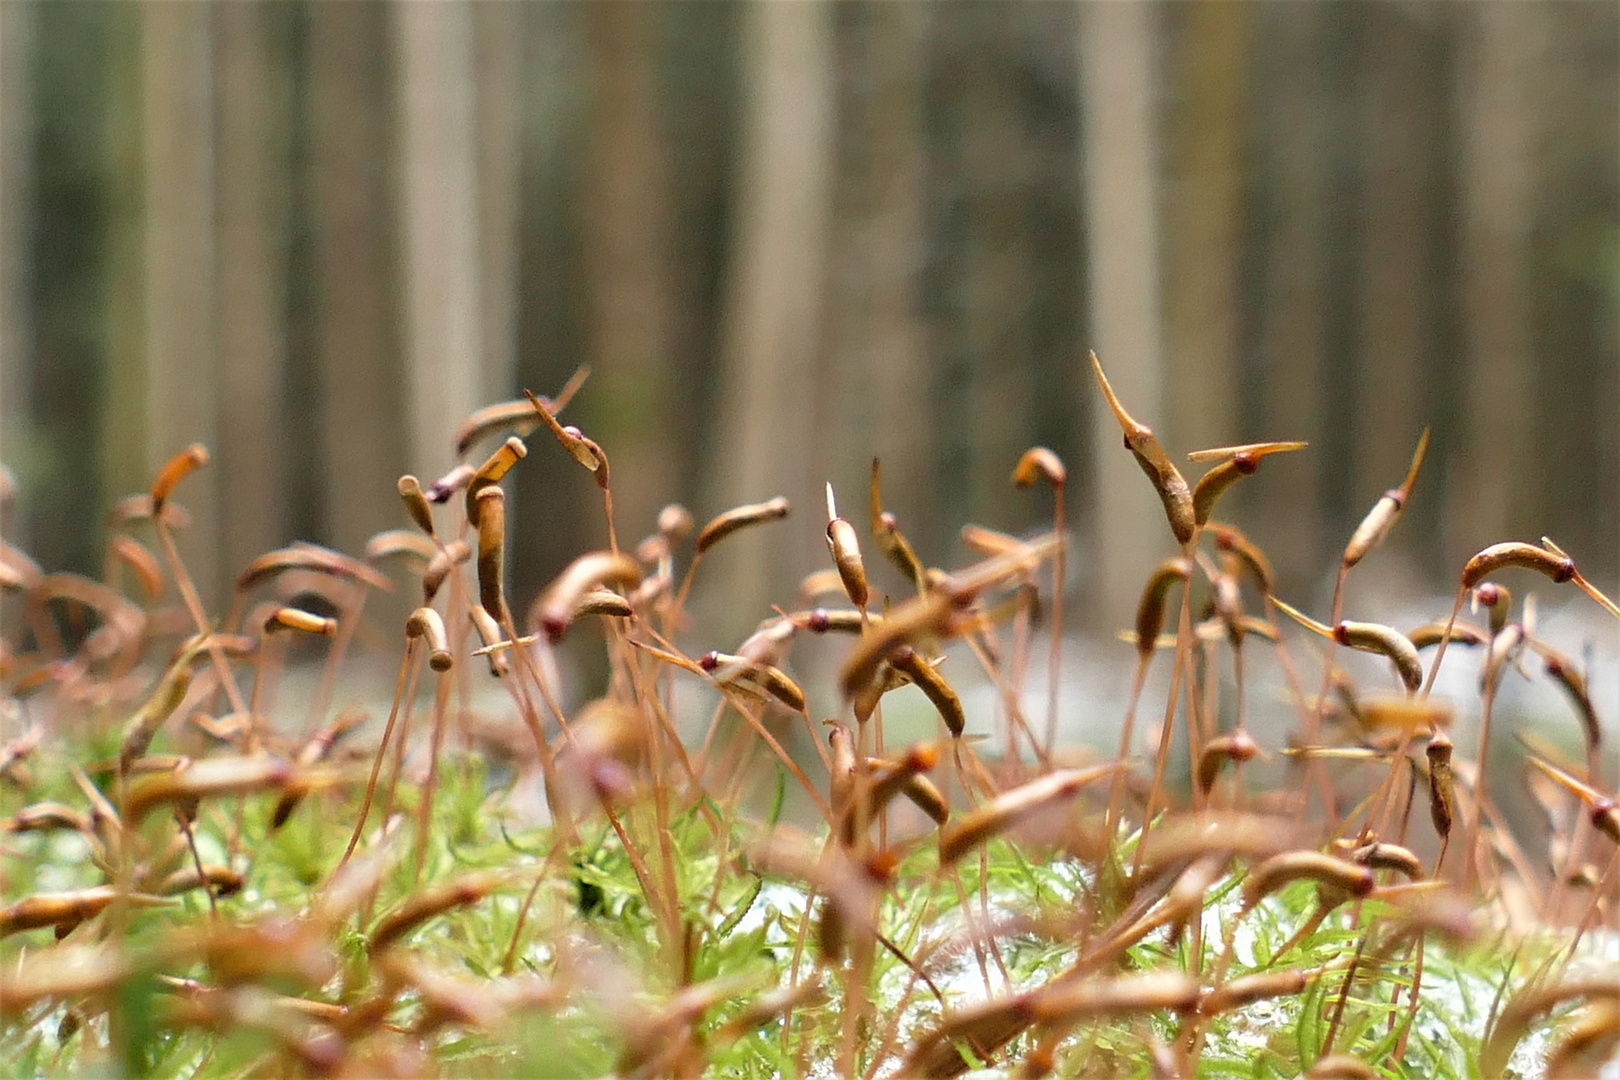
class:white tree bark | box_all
[1080,1,1169,631]
[711,0,836,623]
[395,0,483,477]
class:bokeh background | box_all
[1,0,1615,653]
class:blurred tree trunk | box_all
[475,1,520,397]
[1354,6,1448,582]
[1526,3,1617,575]
[1240,5,1331,588]
[581,2,678,547]
[511,3,588,603]
[1450,3,1548,558]
[215,2,288,581]
[0,2,32,518]
[952,12,1035,542]
[819,2,930,562]
[141,2,222,603]
[1160,2,1247,456]
[395,0,482,479]
[710,0,835,629]
[1079,1,1168,632]
[309,2,402,558]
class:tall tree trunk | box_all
[1353,5,1447,586]
[1240,5,1332,589]
[215,1,288,581]
[309,1,402,558]
[1079,1,1168,631]
[394,0,482,478]
[0,2,32,523]
[1451,3,1548,558]
[581,2,678,547]
[710,0,835,631]
[818,2,930,557]
[141,3,221,604]
[1161,2,1247,456]
[475,1,520,397]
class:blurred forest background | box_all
[0,0,1615,644]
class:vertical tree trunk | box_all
[582,2,678,546]
[1160,2,1247,455]
[820,2,930,555]
[1451,3,1548,557]
[475,1,520,397]
[1241,5,1331,587]
[710,0,835,628]
[215,1,287,579]
[1079,1,1168,631]
[0,2,32,514]
[141,2,221,603]
[309,1,402,557]
[394,0,482,478]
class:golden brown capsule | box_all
[1188,442,1306,527]
[1034,971,1202,1022]
[1205,522,1276,595]
[426,463,475,504]
[1349,841,1423,880]
[699,651,806,713]
[1342,427,1429,568]
[109,535,165,602]
[271,708,368,829]
[461,604,511,678]
[838,588,958,700]
[1090,352,1195,546]
[363,528,438,566]
[1535,644,1601,754]
[157,864,244,897]
[369,873,503,952]
[1241,851,1374,908]
[1197,968,1312,1016]
[1425,730,1454,840]
[464,436,527,528]
[476,487,507,624]
[405,607,453,672]
[1334,621,1423,694]
[890,645,966,737]
[1405,621,1489,650]
[657,503,694,543]
[531,551,642,642]
[451,401,539,460]
[5,802,91,836]
[150,443,209,511]
[1134,558,1192,661]
[236,543,393,594]
[573,588,635,620]
[869,458,928,591]
[827,724,857,819]
[123,755,299,824]
[1461,541,1575,589]
[694,497,791,556]
[825,484,869,610]
[939,764,1118,864]
[1542,1001,1620,1080]
[792,607,868,634]
[1480,977,1620,1079]
[522,388,605,477]
[1196,729,1260,794]
[421,539,471,604]
[2,887,172,937]
[1012,446,1066,489]
[118,636,208,775]
[263,607,338,637]
[1305,1055,1379,1080]
[1472,581,1511,635]
[395,474,436,537]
